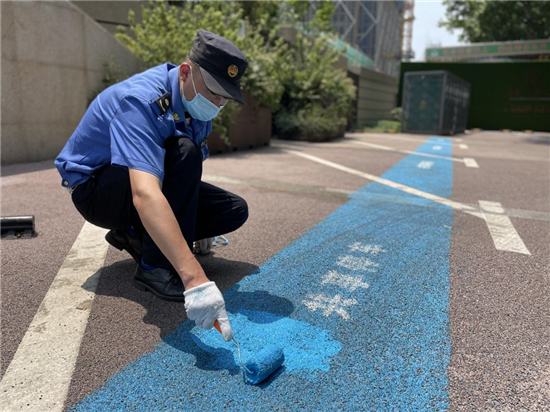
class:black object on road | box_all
[1,215,36,239]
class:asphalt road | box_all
[1,130,549,411]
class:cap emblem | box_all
[228,64,238,78]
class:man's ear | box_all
[179,62,190,81]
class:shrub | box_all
[273,31,356,141]
[391,107,402,123]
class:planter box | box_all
[208,91,272,154]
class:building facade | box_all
[308,1,404,77]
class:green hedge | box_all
[399,61,550,132]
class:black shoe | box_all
[105,229,142,264]
[134,265,185,302]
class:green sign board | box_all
[426,39,550,61]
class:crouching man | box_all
[55,30,249,341]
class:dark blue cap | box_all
[189,30,248,105]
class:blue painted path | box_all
[71,137,454,411]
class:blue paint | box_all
[190,310,342,376]
[70,137,453,411]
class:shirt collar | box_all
[168,65,185,123]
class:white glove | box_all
[184,281,233,341]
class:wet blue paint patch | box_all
[70,137,453,411]
[187,310,342,376]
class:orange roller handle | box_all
[214,319,222,334]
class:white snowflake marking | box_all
[302,294,358,319]
[337,255,379,272]
[417,160,434,169]
[348,242,386,256]
[321,270,370,292]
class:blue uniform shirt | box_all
[55,63,211,189]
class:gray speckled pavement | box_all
[1,131,549,411]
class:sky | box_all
[412,0,464,61]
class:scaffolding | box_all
[401,0,415,61]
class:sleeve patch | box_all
[155,92,172,115]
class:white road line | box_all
[432,145,442,151]
[203,173,550,223]
[417,160,434,169]
[285,149,534,256]
[464,158,479,168]
[459,144,469,149]
[345,133,462,148]
[350,140,468,164]
[284,149,481,216]
[0,222,109,412]
[479,201,531,255]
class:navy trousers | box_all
[71,136,248,270]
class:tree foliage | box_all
[440,0,550,43]
[116,1,287,141]
[116,1,355,142]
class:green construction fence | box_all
[398,61,550,132]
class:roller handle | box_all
[214,319,222,335]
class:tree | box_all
[440,0,550,43]
[115,1,354,142]
[116,1,287,141]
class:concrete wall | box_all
[72,1,143,35]
[1,1,144,165]
[354,67,399,126]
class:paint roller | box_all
[214,320,284,385]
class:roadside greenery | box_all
[115,1,355,143]
[273,2,356,141]
[361,108,402,133]
[274,31,356,140]
[440,0,550,42]
[362,120,401,133]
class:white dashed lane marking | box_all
[464,158,479,168]
[0,222,109,412]
[459,144,469,149]
[479,201,531,255]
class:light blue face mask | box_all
[181,65,224,121]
